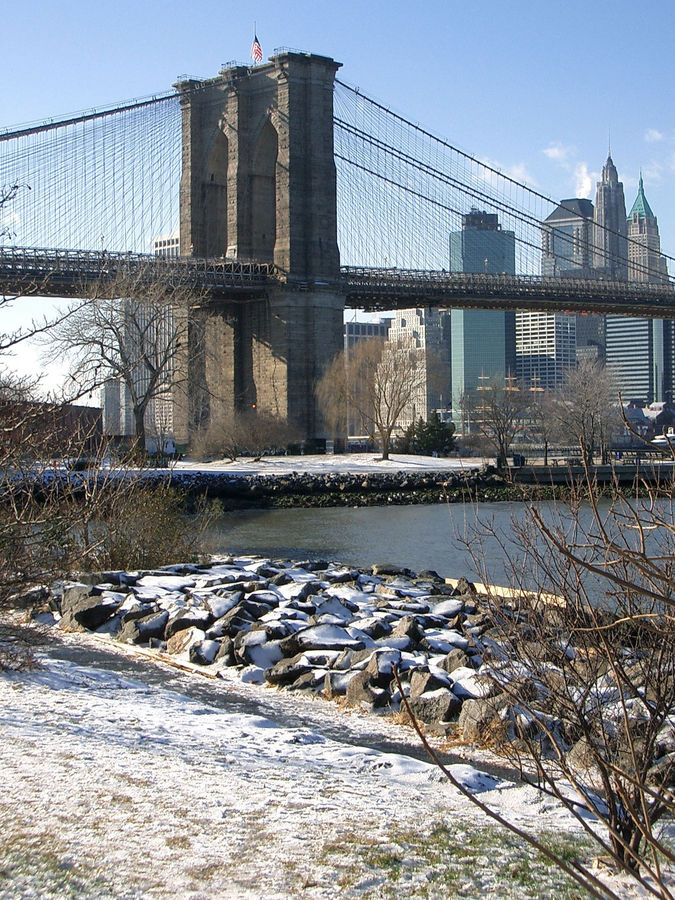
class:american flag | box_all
[251,34,263,63]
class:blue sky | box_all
[5,0,674,252]
[3,0,675,388]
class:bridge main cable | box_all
[334,78,675,274]
[0,92,181,143]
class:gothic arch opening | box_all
[204,129,228,257]
[251,119,277,262]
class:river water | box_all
[208,501,543,588]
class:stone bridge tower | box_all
[173,51,344,445]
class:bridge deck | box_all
[341,267,675,317]
[1,248,675,317]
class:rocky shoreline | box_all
[47,556,489,735]
[34,552,673,789]
[165,466,544,508]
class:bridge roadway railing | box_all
[340,266,675,317]
[0,247,279,299]
[3,250,675,317]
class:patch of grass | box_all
[320,821,593,899]
[165,834,191,850]
[0,827,116,899]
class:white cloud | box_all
[645,128,664,143]
[543,143,574,164]
[573,163,594,198]
[503,162,538,187]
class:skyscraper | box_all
[540,198,604,365]
[449,209,516,428]
[542,199,594,276]
[626,175,669,284]
[606,176,671,403]
[593,154,628,280]
[517,200,589,390]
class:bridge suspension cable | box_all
[333,79,673,282]
[0,92,182,254]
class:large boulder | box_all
[279,624,368,657]
[440,648,477,675]
[457,695,511,744]
[59,588,123,632]
[345,670,390,710]
[189,639,221,666]
[265,654,317,686]
[407,688,461,724]
[324,670,357,698]
[365,649,402,689]
[165,607,213,640]
[409,667,452,699]
[118,609,169,644]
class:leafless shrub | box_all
[0,641,41,672]
[190,409,300,462]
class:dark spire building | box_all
[593,154,628,280]
[542,198,595,277]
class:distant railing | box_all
[0,247,279,298]
[2,248,675,316]
[340,266,675,315]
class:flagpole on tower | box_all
[251,26,263,64]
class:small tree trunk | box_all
[379,428,390,461]
[133,406,147,458]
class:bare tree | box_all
[48,263,204,455]
[432,470,675,899]
[460,376,530,469]
[549,360,620,466]
[527,388,559,465]
[317,338,431,461]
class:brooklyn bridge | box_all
[1,50,673,439]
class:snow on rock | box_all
[44,551,639,769]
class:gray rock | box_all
[166,625,205,655]
[265,654,316,686]
[287,670,329,692]
[457,695,511,743]
[279,624,367,657]
[235,631,284,669]
[372,564,412,577]
[432,598,465,619]
[365,649,402,688]
[215,637,235,665]
[118,609,169,644]
[120,602,160,624]
[207,604,256,637]
[440,648,475,675]
[59,593,123,633]
[60,582,94,612]
[408,689,462,724]
[189,639,221,665]
[345,670,390,710]
[323,670,357,698]
[390,615,423,644]
[409,667,452,699]
[165,607,213,639]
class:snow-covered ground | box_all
[172,452,489,477]
[0,620,657,900]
